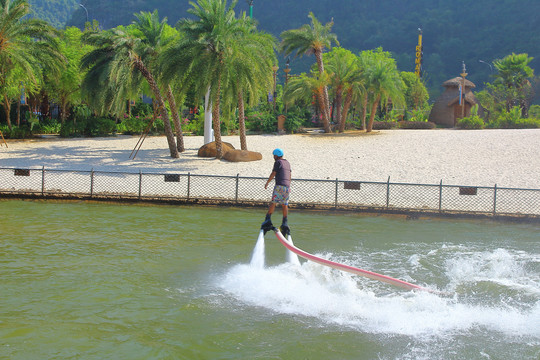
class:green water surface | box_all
[0,200,539,359]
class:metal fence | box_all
[1,166,539,219]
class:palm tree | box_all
[284,71,330,132]
[280,12,338,132]
[493,53,535,116]
[133,10,186,152]
[162,0,245,159]
[223,15,276,150]
[324,47,362,132]
[363,50,405,132]
[81,24,179,158]
[0,0,63,129]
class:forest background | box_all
[31,0,540,100]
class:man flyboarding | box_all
[261,148,291,236]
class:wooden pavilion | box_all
[428,77,484,127]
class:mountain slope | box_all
[54,1,539,98]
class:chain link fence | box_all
[1,166,539,219]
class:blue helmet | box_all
[272,148,284,157]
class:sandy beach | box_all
[0,129,539,188]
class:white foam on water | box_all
[445,247,540,294]
[249,231,265,269]
[219,247,540,339]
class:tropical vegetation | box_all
[1,0,539,158]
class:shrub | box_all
[59,121,86,137]
[31,118,61,134]
[120,116,147,134]
[398,121,436,129]
[493,106,540,128]
[185,112,205,135]
[529,105,540,118]
[457,116,485,129]
[151,117,164,134]
[284,110,305,133]
[245,111,277,133]
[372,121,398,130]
[60,117,117,137]
[0,124,32,139]
[457,104,485,129]
[88,118,117,136]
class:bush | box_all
[372,121,398,130]
[30,118,61,134]
[119,116,147,134]
[60,117,117,137]
[0,124,33,139]
[245,111,277,133]
[88,118,117,136]
[398,121,436,129]
[457,116,484,129]
[493,106,540,128]
[529,105,540,118]
[457,104,485,129]
[284,111,305,133]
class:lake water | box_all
[1,200,539,359]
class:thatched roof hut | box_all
[428,77,484,127]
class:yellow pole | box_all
[415,29,423,77]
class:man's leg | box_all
[280,205,290,236]
[261,203,276,232]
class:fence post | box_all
[138,170,142,200]
[90,168,94,198]
[235,173,239,203]
[335,178,339,209]
[386,176,390,208]
[187,172,191,199]
[493,184,497,216]
[41,166,45,196]
[439,179,443,212]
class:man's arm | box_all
[265,171,276,189]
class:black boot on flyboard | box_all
[280,216,290,237]
[260,214,275,235]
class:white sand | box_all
[0,129,539,188]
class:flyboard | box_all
[273,229,431,292]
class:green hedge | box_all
[398,121,436,129]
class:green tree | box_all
[400,71,429,111]
[132,10,186,152]
[493,53,535,117]
[81,22,179,158]
[362,48,405,132]
[323,47,364,132]
[162,0,246,159]
[0,0,63,129]
[284,71,330,128]
[223,15,276,149]
[280,12,338,133]
[44,26,93,124]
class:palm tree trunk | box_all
[212,80,223,159]
[60,97,68,124]
[133,58,178,158]
[3,95,12,130]
[340,88,353,133]
[166,85,185,152]
[361,93,368,130]
[335,86,343,132]
[317,90,331,133]
[315,51,332,131]
[237,89,247,150]
[367,94,381,133]
[16,99,21,127]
